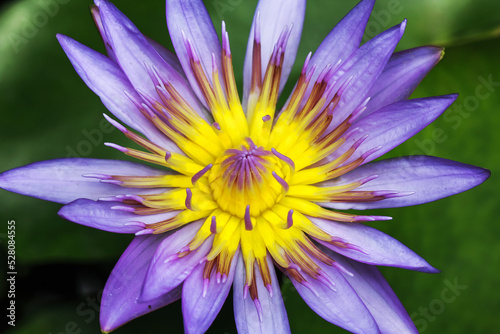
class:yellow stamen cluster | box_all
[104,24,390,302]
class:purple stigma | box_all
[245,205,253,231]
[262,114,271,122]
[271,148,295,171]
[191,164,213,185]
[272,171,289,192]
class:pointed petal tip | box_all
[400,19,407,34]
[477,166,492,184]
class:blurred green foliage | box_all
[0,0,498,333]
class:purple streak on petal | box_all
[363,46,445,118]
[329,95,457,166]
[166,0,222,109]
[141,221,212,301]
[94,0,206,119]
[325,21,406,132]
[321,247,418,333]
[310,216,438,273]
[182,249,239,334]
[234,254,291,334]
[243,0,306,105]
[322,156,490,210]
[289,263,379,333]
[100,233,181,332]
[58,199,178,234]
[0,158,167,204]
[56,34,180,153]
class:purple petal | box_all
[58,199,177,234]
[243,0,306,104]
[0,158,166,204]
[166,0,222,109]
[304,0,374,90]
[330,95,457,165]
[289,261,379,333]
[94,0,206,119]
[323,156,490,210]
[182,249,240,334]
[146,36,185,75]
[57,34,179,152]
[141,221,211,301]
[327,21,406,130]
[90,5,117,61]
[363,46,445,117]
[233,254,290,334]
[91,5,185,74]
[100,234,181,332]
[311,217,437,273]
[320,246,418,333]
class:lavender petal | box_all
[323,156,491,210]
[0,158,166,204]
[100,234,181,332]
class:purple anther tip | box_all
[111,205,135,213]
[104,142,127,153]
[253,298,264,323]
[185,188,193,211]
[243,284,249,300]
[210,216,217,234]
[262,115,271,122]
[135,229,153,236]
[202,278,210,298]
[124,194,144,203]
[359,175,379,185]
[301,51,312,74]
[254,11,261,44]
[164,151,172,162]
[124,221,146,228]
[287,209,294,229]
[266,284,273,297]
[103,114,127,133]
[82,173,111,180]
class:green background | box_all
[0,0,499,333]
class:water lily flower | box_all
[0,0,490,333]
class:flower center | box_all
[208,138,287,219]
